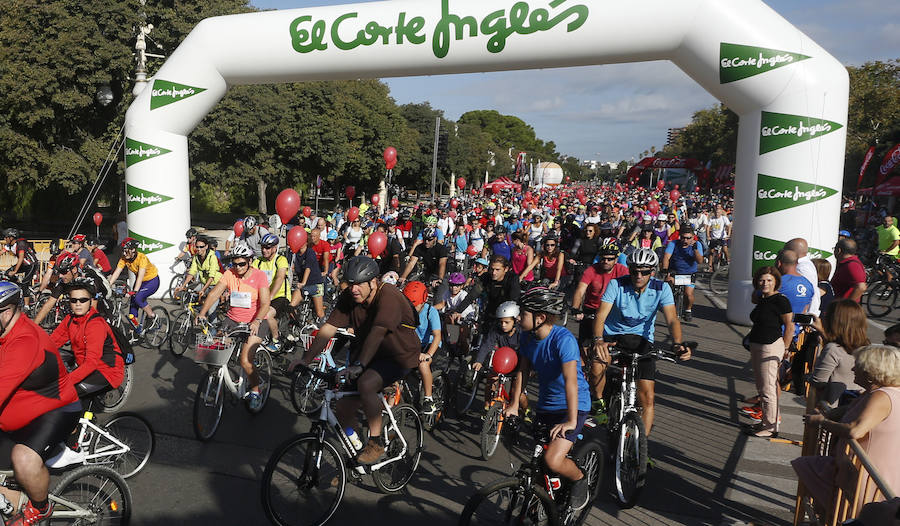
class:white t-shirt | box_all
[709,216,730,240]
[442,289,476,320]
[689,213,710,235]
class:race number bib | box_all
[231,291,252,309]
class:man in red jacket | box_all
[0,281,81,525]
[830,238,867,302]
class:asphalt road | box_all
[78,284,829,526]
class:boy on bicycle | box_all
[403,281,442,415]
[473,301,530,417]
[504,287,592,510]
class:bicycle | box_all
[865,275,900,318]
[664,272,693,319]
[479,362,517,460]
[168,288,210,358]
[261,364,424,526]
[108,284,170,349]
[458,420,604,526]
[288,329,351,416]
[0,465,131,524]
[605,339,696,508]
[162,254,192,305]
[191,321,274,441]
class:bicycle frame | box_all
[73,414,130,464]
[0,471,91,522]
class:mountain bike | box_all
[458,420,604,526]
[261,364,424,526]
[168,289,215,358]
[109,285,170,349]
[605,339,696,508]
[664,272,693,319]
[162,254,192,305]
[191,321,274,441]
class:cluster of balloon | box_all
[575,186,587,205]
[233,219,244,237]
[390,196,399,208]
[457,178,466,189]
[345,186,356,201]
[302,206,312,218]
[371,194,380,206]
[346,207,360,222]
[383,147,397,170]
[647,200,661,215]
[368,231,387,257]
[466,245,477,256]
[287,226,307,252]
[275,189,301,225]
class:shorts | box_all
[221,315,271,341]
[536,411,589,443]
[270,297,291,317]
[577,312,598,349]
[607,334,657,381]
[74,370,115,399]
[303,283,324,298]
[709,238,728,249]
[347,358,410,390]
[1,403,83,462]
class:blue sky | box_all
[250,0,898,162]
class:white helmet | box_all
[627,247,659,268]
[231,242,254,259]
[496,301,520,319]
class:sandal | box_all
[742,422,778,438]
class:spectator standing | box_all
[777,250,814,317]
[812,259,834,314]
[830,238,867,302]
[786,238,821,316]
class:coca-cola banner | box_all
[857,146,875,189]
[878,143,900,181]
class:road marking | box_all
[869,318,888,331]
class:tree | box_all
[666,104,738,167]
[846,60,900,189]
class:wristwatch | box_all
[592,336,604,343]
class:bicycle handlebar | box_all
[608,340,698,364]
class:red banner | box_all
[878,144,900,185]
[857,146,875,189]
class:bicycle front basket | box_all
[192,334,234,366]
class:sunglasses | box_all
[544,243,556,247]
[630,268,653,276]
[68,297,91,304]
[600,256,617,261]
[195,245,207,249]
[233,261,249,268]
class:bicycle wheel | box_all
[866,281,896,318]
[96,363,134,413]
[480,404,503,460]
[247,349,273,414]
[709,265,730,295]
[163,273,185,305]
[571,440,605,524]
[614,412,648,508]
[193,369,224,441]
[142,306,170,348]
[90,412,155,479]
[290,366,327,415]
[455,367,480,415]
[261,434,346,526]
[49,465,132,525]
[458,477,556,526]
[169,311,195,357]
[372,403,423,493]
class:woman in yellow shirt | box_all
[109,237,160,327]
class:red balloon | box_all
[345,186,356,200]
[471,189,478,195]
[449,210,457,219]
[368,231,387,257]
[466,245,477,256]
[578,195,587,205]
[390,197,399,208]
[647,200,660,215]
[287,226,308,253]
[450,198,458,209]
[675,184,680,190]
[565,176,571,183]
[346,207,360,222]
[524,191,532,201]
[457,178,466,189]
[275,189,301,225]
[491,346,518,374]
[371,194,380,206]
[656,180,665,191]
[492,186,502,195]
[669,190,681,202]
[474,207,482,215]
[552,198,560,208]
[233,220,245,237]
[383,147,397,170]
[92,212,103,227]
[302,206,312,218]
[694,186,700,192]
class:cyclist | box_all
[473,301,529,415]
[85,238,111,274]
[174,228,199,265]
[252,233,289,347]
[570,242,628,415]
[0,281,81,525]
[292,256,420,464]
[483,255,522,328]
[69,234,94,268]
[33,253,80,326]
[175,235,223,309]
[2,229,38,293]
[591,248,692,437]
[660,225,704,322]
[567,223,600,282]
[326,229,344,286]
[289,233,326,325]
[234,216,268,258]
[197,243,271,410]
[398,227,448,298]
[434,272,476,355]
[404,281,442,415]
[504,287,592,510]
[107,238,161,332]
[707,205,732,267]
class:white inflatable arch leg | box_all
[125,0,848,324]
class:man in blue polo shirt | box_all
[591,248,691,437]
[661,225,704,322]
[776,249,813,332]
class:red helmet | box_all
[491,346,518,375]
[71,234,86,243]
[55,252,79,273]
[403,281,428,307]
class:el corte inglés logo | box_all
[126,184,173,214]
[127,231,174,255]
[289,0,589,59]
[755,174,837,216]
[759,112,843,154]
[124,138,172,167]
[150,79,207,110]
[752,235,832,272]
[719,43,810,84]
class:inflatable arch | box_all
[124,0,848,323]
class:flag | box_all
[857,146,875,189]
[316,175,322,188]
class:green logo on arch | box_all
[752,235,832,272]
[150,79,207,110]
[127,231,173,254]
[124,138,171,167]
[126,184,173,214]
[759,112,843,154]
[719,43,811,84]
[755,174,838,216]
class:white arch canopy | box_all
[124,0,848,323]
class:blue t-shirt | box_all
[779,274,814,315]
[415,303,442,348]
[665,240,703,274]
[519,325,590,413]
[601,276,674,342]
[453,234,468,255]
[491,240,512,262]
[504,220,522,233]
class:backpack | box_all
[79,310,135,365]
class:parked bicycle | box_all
[261,364,424,526]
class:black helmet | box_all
[185,228,198,239]
[342,256,380,285]
[121,237,139,251]
[519,286,566,316]
[495,225,507,235]
[421,227,437,240]
[65,277,96,297]
[599,243,620,257]
[3,228,18,238]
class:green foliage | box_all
[664,104,738,167]
[846,60,900,189]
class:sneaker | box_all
[264,340,280,353]
[7,501,53,526]
[683,310,692,322]
[46,443,85,469]
[357,439,386,464]
[248,391,263,411]
[739,405,761,416]
[422,397,435,415]
[145,315,159,332]
[569,471,590,510]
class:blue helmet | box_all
[261,233,279,248]
[0,281,22,309]
[327,230,338,240]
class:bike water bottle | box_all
[345,428,363,451]
[127,314,139,328]
[0,493,13,516]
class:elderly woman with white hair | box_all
[792,344,900,518]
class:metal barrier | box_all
[0,240,62,285]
